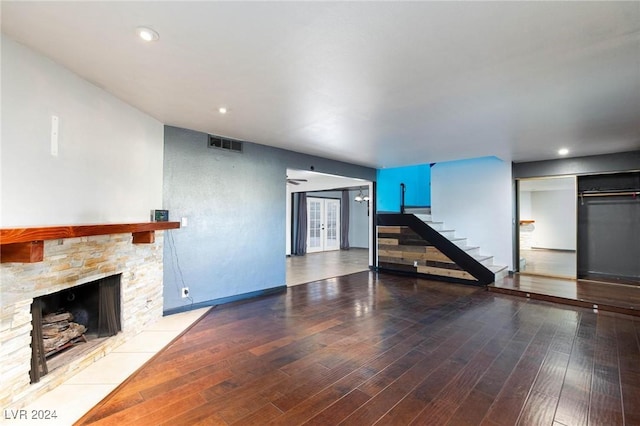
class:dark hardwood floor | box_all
[489,274,640,317]
[76,271,640,425]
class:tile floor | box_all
[286,248,370,286]
[2,307,209,426]
[4,249,370,425]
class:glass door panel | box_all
[306,197,341,253]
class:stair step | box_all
[488,265,509,282]
[414,213,433,222]
[449,238,467,248]
[414,213,444,230]
[424,221,444,230]
[406,208,431,215]
[461,246,480,256]
[473,255,494,267]
[438,229,456,238]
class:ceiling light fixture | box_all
[354,189,369,203]
[218,107,228,114]
[558,148,569,156]
[136,27,159,42]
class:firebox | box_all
[30,274,122,383]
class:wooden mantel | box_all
[0,222,180,263]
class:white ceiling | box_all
[286,169,369,193]
[2,2,639,168]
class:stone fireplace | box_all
[0,230,167,408]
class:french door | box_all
[307,197,340,253]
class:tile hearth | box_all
[2,308,208,425]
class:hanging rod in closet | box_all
[580,190,640,197]
[579,190,640,205]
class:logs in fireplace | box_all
[42,311,87,356]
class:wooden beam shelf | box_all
[0,222,180,263]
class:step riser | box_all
[425,222,444,231]
[452,239,467,248]
[494,269,509,282]
[463,247,480,256]
[488,265,509,282]
[476,257,494,267]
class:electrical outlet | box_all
[181,287,189,298]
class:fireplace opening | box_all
[30,274,122,383]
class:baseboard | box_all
[163,285,287,316]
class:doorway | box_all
[517,176,577,279]
[307,197,340,253]
[285,169,374,286]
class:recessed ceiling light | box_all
[136,27,159,42]
[558,148,569,156]
[218,107,228,114]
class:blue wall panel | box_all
[377,164,431,212]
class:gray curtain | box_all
[98,275,121,337]
[340,190,350,249]
[294,192,307,255]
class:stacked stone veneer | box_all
[0,232,165,408]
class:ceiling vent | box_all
[208,135,243,153]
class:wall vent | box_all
[208,135,243,153]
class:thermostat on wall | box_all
[151,209,169,222]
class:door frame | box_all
[515,176,577,279]
[306,196,341,253]
[284,169,375,269]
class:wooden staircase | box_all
[377,208,508,286]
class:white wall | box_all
[530,190,576,250]
[431,156,513,269]
[519,191,532,220]
[1,36,164,227]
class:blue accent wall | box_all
[377,164,431,212]
[163,126,375,312]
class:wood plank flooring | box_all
[489,274,640,317]
[519,249,577,279]
[76,271,640,425]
